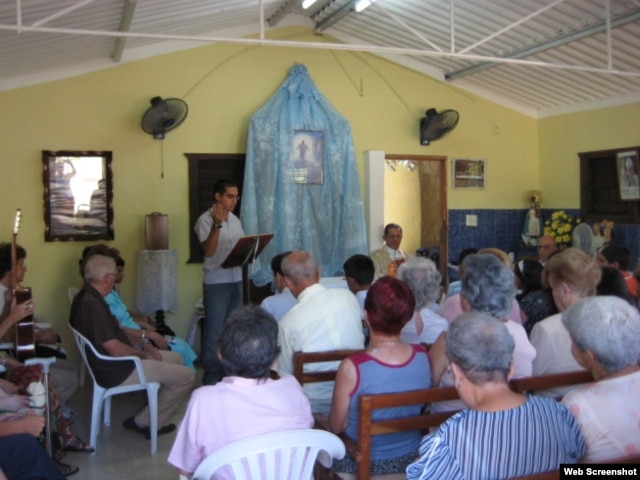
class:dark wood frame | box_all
[186,153,246,264]
[42,150,113,242]
[579,146,640,224]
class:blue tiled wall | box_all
[447,208,640,268]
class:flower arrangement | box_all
[543,210,580,244]
[593,219,614,244]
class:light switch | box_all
[466,214,477,227]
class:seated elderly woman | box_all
[530,248,601,396]
[168,305,313,477]
[561,296,640,461]
[407,312,585,480]
[328,276,432,478]
[430,253,536,413]
[439,248,523,324]
[397,257,448,345]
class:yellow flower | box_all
[562,234,571,243]
[555,236,563,243]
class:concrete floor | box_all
[64,368,199,480]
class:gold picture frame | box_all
[452,158,486,189]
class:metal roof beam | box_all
[315,1,355,32]
[112,0,137,63]
[447,10,640,80]
[32,0,97,27]
[267,0,299,27]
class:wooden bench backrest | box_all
[349,369,597,480]
[509,369,594,397]
[292,349,365,385]
[355,385,460,479]
[291,349,600,480]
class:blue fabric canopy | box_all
[241,64,367,286]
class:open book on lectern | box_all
[221,233,274,269]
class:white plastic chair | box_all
[68,324,161,454]
[184,429,346,480]
[67,286,87,386]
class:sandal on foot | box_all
[63,436,95,453]
[55,461,79,477]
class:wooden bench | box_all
[292,350,601,480]
[322,369,598,480]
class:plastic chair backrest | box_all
[68,324,160,454]
[68,286,79,305]
[69,325,148,387]
[191,429,345,480]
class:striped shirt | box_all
[406,395,585,480]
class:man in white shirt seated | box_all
[370,223,411,275]
[260,251,296,321]
[276,251,365,413]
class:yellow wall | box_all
[0,26,633,341]
[539,102,640,207]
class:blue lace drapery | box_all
[241,64,367,286]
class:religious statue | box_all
[522,190,543,246]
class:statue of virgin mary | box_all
[522,190,543,246]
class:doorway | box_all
[366,151,448,282]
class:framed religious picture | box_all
[452,158,486,189]
[293,130,324,184]
[42,150,114,241]
[616,150,640,201]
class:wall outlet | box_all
[466,214,478,227]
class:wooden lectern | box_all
[222,233,274,304]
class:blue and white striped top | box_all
[406,394,585,480]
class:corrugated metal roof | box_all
[0,0,638,117]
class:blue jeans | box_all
[0,434,66,480]
[201,281,242,384]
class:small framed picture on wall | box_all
[616,150,640,201]
[452,158,486,189]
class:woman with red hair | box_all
[328,276,432,478]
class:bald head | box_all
[281,251,320,297]
[537,235,558,262]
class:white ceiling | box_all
[1,0,639,117]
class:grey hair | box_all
[397,257,442,309]
[84,254,116,283]
[562,296,640,373]
[461,254,516,319]
[218,305,280,379]
[281,251,318,283]
[445,312,515,384]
